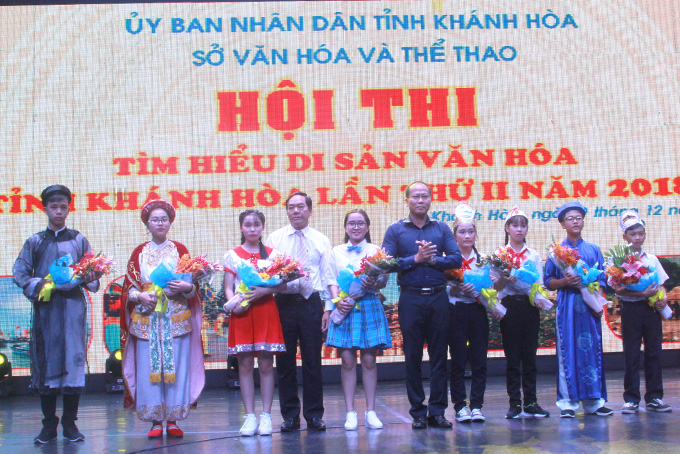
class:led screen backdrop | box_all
[1,1,680,375]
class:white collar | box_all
[148,239,170,250]
[287,224,311,236]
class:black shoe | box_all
[34,426,58,444]
[280,416,300,432]
[307,418,326,431]
[412,416,427,429]
[62,420,85,442]
[560,410,576,418]
[524,403,550,418]
[589,406,614,416]
[646,398,672,412]
[427,414,453,428]
[505,405,522,419]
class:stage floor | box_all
[1,369,679,453]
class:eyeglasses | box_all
[347,221,367,228]
[148,217,170,225]
[564,216,583,223]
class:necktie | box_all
[295,230,313,299]
[347,245,362,252]
[508,248,527,262]
[462,257,475,271]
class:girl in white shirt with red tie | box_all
[448,202,500,423]
[494,207,550,419]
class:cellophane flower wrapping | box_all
[330,266,365,325]
[229,255,308,310]
[150,258,193,290]
[464,265,494,294]
[603,245,659,291]
[546,239,581,275]
[176,254,223,284]
[49,253,77,285]
[479,247,521,277]
[71,250,114,279]
[604,245,671,318]
[464,264,506,316]
[548,239,605,312]
[354,248,398,276]
[500,261,553,311]
[331,250,395,325]
[235,254,308,289]
[223,282,249,313]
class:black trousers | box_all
[621,300,663,404]
[500,294,540,407]
[449,302,489,411]
[398,289,450,418]
[275,292,324,421]
[40,394,80,428]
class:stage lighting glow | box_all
[0,353,11,382]
[105,349,124,392]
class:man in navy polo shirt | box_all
[382,181,462,429]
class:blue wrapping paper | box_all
[48,253,76,285]
[574,259,603,286]
[464,265,494,293]
[624,269,659,292]
[336,265,365,298]
[236,260,282,289]
[150,258,193,290]
[511,260,540,286]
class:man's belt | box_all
[400,284,447,296]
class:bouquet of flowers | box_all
[330,249,395,325]
[258,254,309,283]
[224,254,308,312]
[604,245,672,319]
[547,238,607,312]
[353,248,398,276]
[176,254,223,283]
[479,247,521,277]
[149,258,194,312]
[444,268,464,284]
[465,263,507,316]
[71,250,115,279]
[498,261,553,311]
[39,251,115,302]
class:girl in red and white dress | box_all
[223,210,286,436]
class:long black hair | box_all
[453,223,479,258]
[343,209,372,244]
[504,215,528,246]
[239,209,269,259]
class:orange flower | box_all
[445,268,464,282]
[70,251,114,279]
[176,254,223,277]
[549,242,581,267]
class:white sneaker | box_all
[345,411,358,431]
[239,413,258,436]
[258,413,273,436]
[365,410,383,429]
[455,407,472,423]
[621,402,639,414]
[470,408,486,422]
